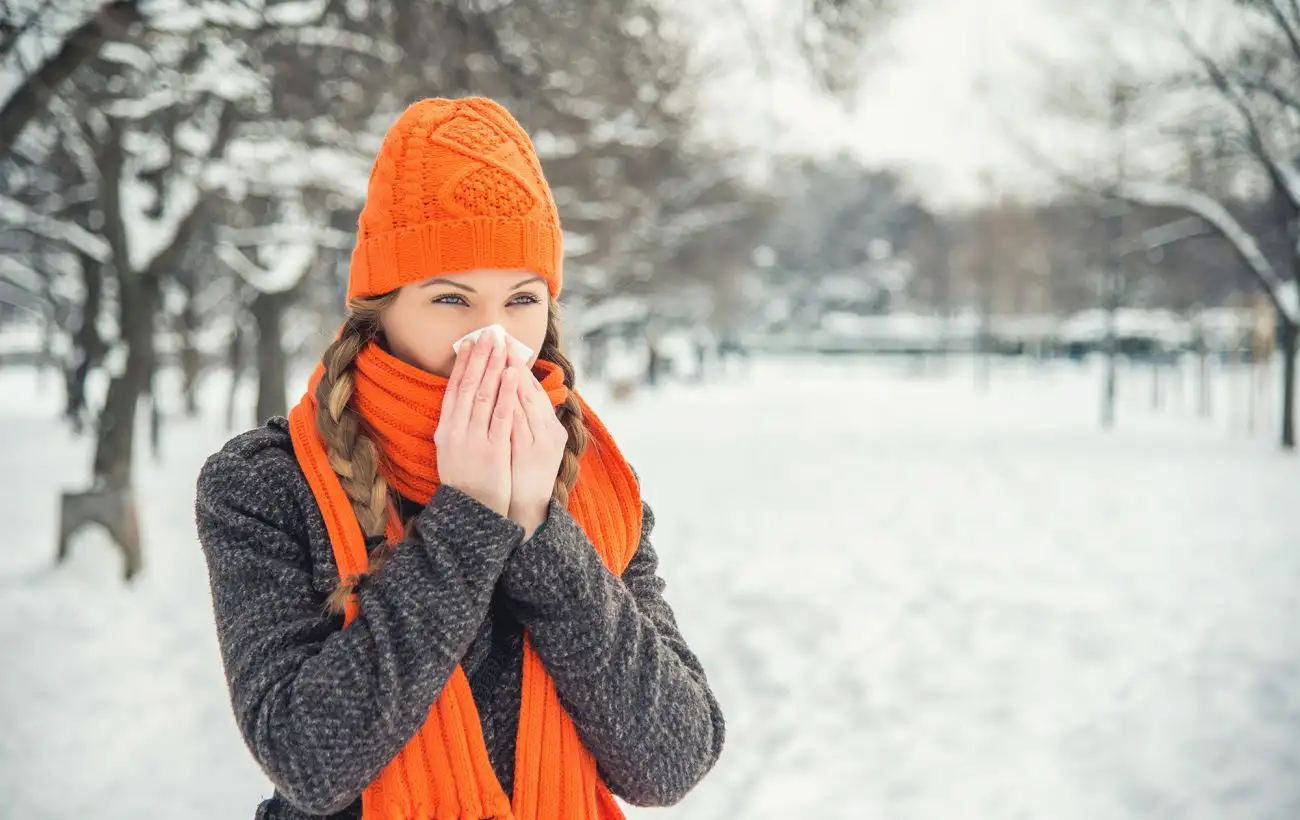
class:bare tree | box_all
[1020,0,1300,447]
[0,0,144,152]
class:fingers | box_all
[512,375,535,447]
[517,368,562,444]
[450,331,497,431]
[468,334,509,437]
[518,368,550,412]
[440,341,472,418]
[488,367,519,446]
[510,402,532,449]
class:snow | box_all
[1060,308,1194,347]
[0,194,111,262]
[217,224,355,250]
[265,0,329,27]
[1118,180,1294,323]
[217,138,371,201]
[563,231,596,257]
[0,255,44,294]
[99,41,154,73]
[2,355,1299,819]
[216,241,316,295]
[1276,281,1298,323]
[119,166,201,274]
[0,1,99,111]
[286,27,402,64]
[573,296,649,335]
[190,44,267,102]
[532,130,580,160]
[0,321,45,355]
[993,313,1063,341]
[773,311,985,353]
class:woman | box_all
[195,97,725,820]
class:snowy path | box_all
[2,357,1298,819]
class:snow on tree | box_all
[1022,0,1300,448]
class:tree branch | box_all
[217,224,353,249]
[0,194,111,261]
[1169,9,1300,208]
[1258,0,1300,71]
[0,0,57,61]
[1237,75,1300,115]
[1118,179,1295,321]
[0,0,143,154]
[215,241,315,295]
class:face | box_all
[380,268,550,377]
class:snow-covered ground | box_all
[2,355,1298,819]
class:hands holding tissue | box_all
[435,324,566,539]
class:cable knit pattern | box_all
[347,97,563,301]
[196,419,724,819]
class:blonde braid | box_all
[316,293,400,615]
[539,299,587,508]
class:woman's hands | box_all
[433,334,566,538]
[435,332,520,516]
[505,346,567,540]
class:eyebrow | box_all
[420,276,545,292]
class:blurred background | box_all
[2,0,1299,817]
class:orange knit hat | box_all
[346,97,563,301]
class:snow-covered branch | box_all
[281,27,402,63]
[1255,0,1300,68]
[653,201,754,261]
[0,255,45,294]
[1118,179,1297,321]
[1112,215,1208,256]
[216,224,354,249]
[216,240,316,295]
[215,137,371,200]
[0,193,110,261]
[120,160,203,273]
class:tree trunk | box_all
[1198,346,1212,418]
[225,320,245,431]
[147,371,163,463]
[58,95,232,581]
[1101,200,1124,430]
[91,274,158,491]
[64,252,107,433]
[1280,319,1296,450]
[251,290,290,423]
[179,296,200,417]
[62,273,156,582]
[1101,299,1118,428]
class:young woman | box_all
[195,97,725,820]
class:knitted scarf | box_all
[286,341,642,819]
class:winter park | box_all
[3,1,1300,818]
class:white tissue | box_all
[451,323,534,361]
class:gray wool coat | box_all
[194,417,725,819]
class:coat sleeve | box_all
[195,447,523,815]
[498,497,726,807]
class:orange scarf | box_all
[287,341,642,819]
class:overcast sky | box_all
[680,0,1200,209]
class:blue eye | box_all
[510,293,541,306]
[432,293,468,306]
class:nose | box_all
[465,303,511,333]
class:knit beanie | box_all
[346,97,563,301]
